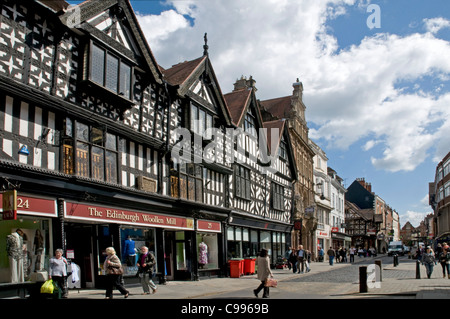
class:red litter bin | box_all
[229,259,243,278]
[244,258,256,275]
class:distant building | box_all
[429,151,450,244]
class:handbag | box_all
[264,278,277,288]
[108,265,124,275]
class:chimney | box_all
[356,178,372,192]
[233,75,257,92]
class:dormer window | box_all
[88,42,132,100]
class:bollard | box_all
[375,260,382,282]
[359,266,368,293]
[393,254,398,267]
[416,259,421,279]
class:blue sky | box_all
[69,0,450,227]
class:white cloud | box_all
[137,0,450,173]
[401,210,430,228]
[423,17,450,34]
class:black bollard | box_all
[416,259,421,279]
[359,266,368,293]
[375,260,382,282]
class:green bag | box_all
[40,279,54,294]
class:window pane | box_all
[106,150,117,183]
[106,133,117,150]
[120,62,131,99]
[199,109,205,135]
[92,146,104,180]
[76,122,89,142]
[190,104,198,134]
[76,142,89,177]
[106,54,118,92]
[91,44,105,85]
[91,127,103,146]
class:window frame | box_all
[89,41,133,100]
[62,119,119,184]
[235,165,251,200]
[271,182,284,211]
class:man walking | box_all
[297,245,306,273]
[327,247,335,266]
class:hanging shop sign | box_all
[1,190,17,220]
[197,220,222,233]
[0,192,57,219]
[64,201,194,230]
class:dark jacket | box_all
[137,252,156,273]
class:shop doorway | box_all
[164,231,192,281]
[65,224,95,288]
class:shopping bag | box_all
[264,278,277,288]
[40,279,54,294]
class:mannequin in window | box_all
[33,229,44,271]
[198,240,208,269]
[6,229,24,283]
[124,236,136,266]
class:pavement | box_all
[64,254,450,300]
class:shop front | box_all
[195,219,222,279]
[316,229,330,260]
[0,192,57,297]
[226,215,291,269]
[63,201,196,288]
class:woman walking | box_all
[104,247,129,299]
[438,244,450,279]
[48,248,68,298]
[422,246,436,279]
[253,249,273,298]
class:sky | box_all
[69,0,450,228]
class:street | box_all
[64,254,450,300]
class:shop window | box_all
[62,119,118,183]
[119,227,156,277]
[235,165,251,200]
[1,218,51,284]
[197,233,219,270]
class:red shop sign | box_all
[0,193,57,218]
[197,220,222,233]
[64,202,194,230]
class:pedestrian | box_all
[342,247,348,262]
[253,249,274,298]
[136,246,157,295]
[285,247,292,270]
[104,247,129,299]
[48,248,68,298]
[327,247,335,266]
[421,246,436,279]
[438,244,450,279]
[297,245,306,273]
[318,247,324,262]
[289,248,298,273]
[305,250,311,272]
[349,246,356,263]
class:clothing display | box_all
[6,231,24,283]
[124,237,136,266]
[198,241,208,265]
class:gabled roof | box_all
[163,56,206,88]
[263,119,298,179]
[223,88,252,126]
[58,0,162,84]
[259,96,293,120]
[346,201,373,221]
[162,55,233,126]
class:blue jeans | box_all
[424,263,434,278]
[329,256,334,265]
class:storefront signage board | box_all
[64,202,194,230]
[0,192,57,218]
[197,220,221,233]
